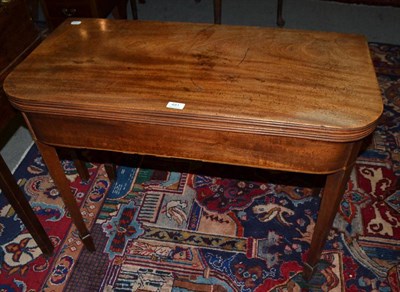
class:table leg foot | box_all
[80,233,96,252]
[104,163,117,182]
[302,262,316,281]
[311,187,322,197]
[277,0,285,27]
[70,150,90,181]
[214,0,221,24]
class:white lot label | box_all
[166,101,185,110]
[71,21,82,25]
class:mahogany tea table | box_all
[4,19,382,279]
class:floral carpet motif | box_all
[0,43,399,291]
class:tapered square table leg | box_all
[303,141,362,280]
[35,141,95,251]
[0,155,54,256]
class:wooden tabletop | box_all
[4,19,382,142]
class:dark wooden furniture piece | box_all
[4,19,382,279]
[277,0,284,27]
[39,0,128,30]
[213,0,221,24]
[0,0,53,256]
[130,0,222,24]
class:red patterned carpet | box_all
[0,43,399,291]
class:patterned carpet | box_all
[0,43,399,291]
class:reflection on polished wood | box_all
[4,19,382,279]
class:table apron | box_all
[25,113,359,174]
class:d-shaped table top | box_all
[2,19,384,280]
[4,19,382,142]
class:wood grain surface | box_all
[4,19,382,142]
